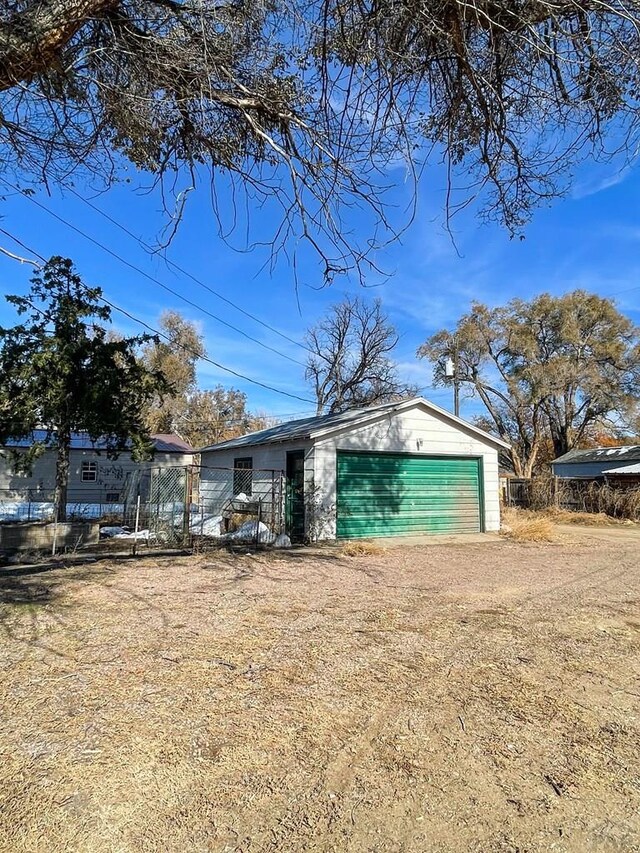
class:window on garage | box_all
[81,461,98,482]
[233,457,253,496]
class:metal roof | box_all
[199,397,510,452]
[602,462,640,475]
[2,430,193,454]
[150,434,194,453]
[553,445,640,465]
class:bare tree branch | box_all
[306,296,416,414]
[2,1,640,275]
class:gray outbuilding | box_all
[552,445,640,486]
[0,431,194,503]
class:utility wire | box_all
[66,185,312,354]
[0,229,317,404]
[0,180,307,368]
[100,300,314,403]
[0,226,448,409]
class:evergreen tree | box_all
[0,257,168,521]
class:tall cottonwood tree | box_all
[140,313,267,446]
[0,257,167,521]
[418,292,640,476]
[3,3,640,272]
[141,311,205,434]
[306,297,415,414]
[179,387,269,449]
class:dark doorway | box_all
[285,450,306,542]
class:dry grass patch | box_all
[544,507,636,527]
[501,508,556,542]
[339,540,386,557]
[2,541,640,851]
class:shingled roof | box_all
[3,431,194,454]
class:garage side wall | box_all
[552,461,614,479]
[199,442,313,508]
[312,407,501,539]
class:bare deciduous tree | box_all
[306,296,415,414]
[178,386,269,449]
[3,2,640,273]
[419,292,640,475]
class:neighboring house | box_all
[552,445,640,486]
[199,397,509,541]
[0,431,194,502]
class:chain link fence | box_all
[193,465,285,551]
[0,463,286,555]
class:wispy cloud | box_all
[572,166,632,199]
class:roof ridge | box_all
[198,396,509,453]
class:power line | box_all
[0,179,307,368]
[0,229,316,404]
[66,186,312,354]
[99,299,315,402]
[603,283,640,298]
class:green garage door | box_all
[336,452,482,538]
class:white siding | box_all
[0,448,193,500]
[199,442,312,510]
[312,405,501,538]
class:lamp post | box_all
[444,347,460,418]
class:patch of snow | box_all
[0,501,55,522]
[0,501,126,522]
[112,529,154,541]
[219,520,276,544]
[190,514,223,537]
[100,526,129,538]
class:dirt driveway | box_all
[1,532,639,852]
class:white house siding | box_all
[311,406,501,539]
[199,442,312,509]
[0,449,193,501]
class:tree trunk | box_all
[54,428,71,523]
[550,430,568,460]
[0,0,117,91]
[511,453,525,478]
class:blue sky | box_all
[0,153,638,423]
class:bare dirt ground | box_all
[1,530,639,853]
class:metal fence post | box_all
[255,499,262,547]
[183,465,191,547]
[132,494,141,556]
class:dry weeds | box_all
[338,540,386,557]
[545,507,636,527]
[501,509,556,542]
[1,534,639,852]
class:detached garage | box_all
[199,397,508,541]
